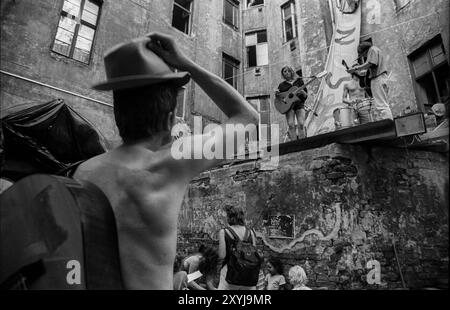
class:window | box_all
[52,0,101,64]
[281,1,297,42]
[224,0,239,30]
[394,0,410,11]
[247,96,271,145]
[223,54,240,89]
[172,0,193,35]
[245,30,268,68]
[409,36,450,110]
[175,86,187,119]
[247,0,264,8]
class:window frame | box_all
[246,95,271,144]
[281,0,297,43]
[172,0,194,35]
[246,0,265,8]
[408,36,449,111]
[223,0,240,30]
[176,85,188,120]
[52,0,102,65]
[222,53,240,90]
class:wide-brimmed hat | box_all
[93,37,190,91]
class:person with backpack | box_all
[217,205,262,290]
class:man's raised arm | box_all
[147,32,259,176]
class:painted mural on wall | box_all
[178,144,448,289]
[264,215,295,239]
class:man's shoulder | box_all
[73,153,107,178]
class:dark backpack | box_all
[225,227,261,286]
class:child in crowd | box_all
[288,265,312,290]
[264,258,286,290]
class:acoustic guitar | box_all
[274,71,328,114]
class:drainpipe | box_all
[391,234,407,289]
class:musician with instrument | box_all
[275,66,309,140]
[347,41,393,121]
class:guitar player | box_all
[275,66,308,140]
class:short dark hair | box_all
[357,41,372,56]
[224,205,245,226]
[198,247,219,276]
[113,82,179,144]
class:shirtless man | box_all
[73,32,258,289]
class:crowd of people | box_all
[173,204,312,291]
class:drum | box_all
[333,107,357,130]
[355,99,374,124]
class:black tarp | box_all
[1,99,107,181]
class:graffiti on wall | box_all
[256,203,342,253]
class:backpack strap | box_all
[243,227,250,243]
[226,226,254,244]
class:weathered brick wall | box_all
[177,143,449,289]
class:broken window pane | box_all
[246,30,268,67]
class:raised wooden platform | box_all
[218,119,448,169]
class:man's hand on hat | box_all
[146,32,192,72]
